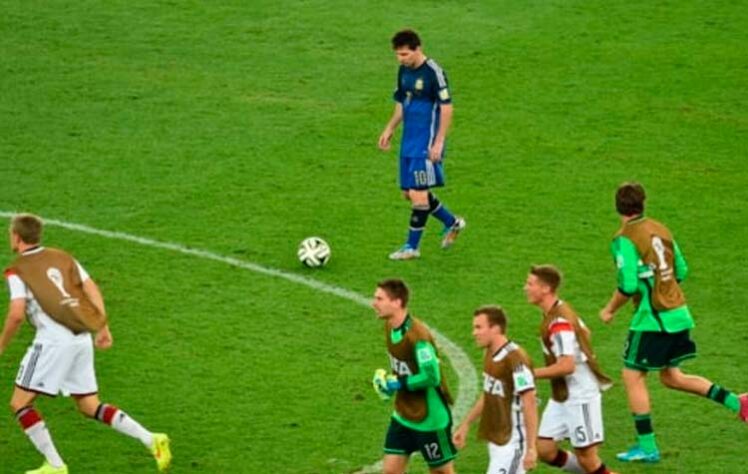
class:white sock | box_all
[26,422,65,468]
[97,404,153,447]
[563,452,584,473]
[110,409,154,447]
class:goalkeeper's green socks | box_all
[706,384,740,413]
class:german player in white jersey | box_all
[525,265,616,474]
[452,305,538,474]
[0,213,171,474]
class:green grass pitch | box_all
[1,1,746,472]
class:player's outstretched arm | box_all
[0,299,26,356]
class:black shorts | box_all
[623,330,696,371]
[384,417,457,467]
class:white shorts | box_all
[487,437,526,474]
[538,396,604,448]
[15,336,98,396]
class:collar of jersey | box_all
[492,340,516,361]
[21,246,44,256]
[625,214,646,225]
[390,314,412,343]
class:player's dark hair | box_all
[616,182,646,216]
[474,305,507,333]
[11,213,43,244]
[392,29,421,50]
[377,278,409,308]
[530,264,562,292]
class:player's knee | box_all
[73,395,101,417]
[408,189,428,205]
[9,394,32,414]
[660,370,681,389]
[76,403,96,418]
[9,399,23,413]
[537,438,557,462]
[622,368,646,387]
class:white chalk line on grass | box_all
[0,211,478,473]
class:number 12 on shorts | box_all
[424,442,441,460]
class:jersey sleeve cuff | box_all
[617,287,635,297]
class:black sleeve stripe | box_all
[617,287,635,297]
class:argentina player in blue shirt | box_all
[378,30,466,261]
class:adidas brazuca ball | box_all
[298,237,331,268]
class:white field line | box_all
[0,211,478,473]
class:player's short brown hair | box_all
[474,305,507,333]
[11,213,43,244]
[377,278,409,308]
[530,264,562,292]
[392,29,421,50]
[616,182,646,216]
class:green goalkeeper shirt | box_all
[390,330,451,432]
[611,227,695,333]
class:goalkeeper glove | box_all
[372,368,402,400]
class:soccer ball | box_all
[298,237,331,268]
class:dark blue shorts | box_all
[399,156,445,190]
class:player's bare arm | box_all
[95,324,113,350]
[82,278,107,316]
[521,389,538,471]
[534,355,575,379]
[379,103,403,150]
[82,279,112,349]
[600,289,630,323]
[452,393,484,449]
[428,103,452,162]
[0,299,25,356]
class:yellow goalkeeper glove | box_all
[372,368,401,401]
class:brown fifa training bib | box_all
[7,248,107,334]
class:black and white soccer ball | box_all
[298,237,331,268]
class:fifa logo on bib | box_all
[47,267,80,308]
[483,373,505,397]
[389,355,412,376]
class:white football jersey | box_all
[543,317,601,402]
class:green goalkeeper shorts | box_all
[384,417,457,467]
[623,329,696,371]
